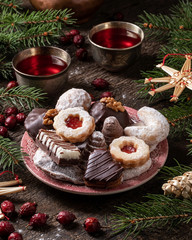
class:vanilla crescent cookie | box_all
[53,107,95,143]
[109,136,150,168]
[124,106,169,151]
[55,88,91,111]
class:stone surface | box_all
[1,0,191,240]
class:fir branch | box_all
[160,101,192,138]
[0,0,21,13]
[0,8,75,32]
[111,194,192,239]
[0,136,24,171]
[0,60,12,79]
[160,159,192,180]
[186,128,192,155]
[0,86,47,111]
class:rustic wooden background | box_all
[1,0,191,239]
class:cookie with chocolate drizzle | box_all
[84,149,123,189]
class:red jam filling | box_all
[121,145,136,154]
[65,115,82,129]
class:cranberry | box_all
[5,107,18,117]
[16,113,26,124]
[84,217,101,233]
[91,78,109,90]
[19,202,37,217]
[60,35,71,45]
[1,200,15,217]
[0,126,8,137]
[73,34,85,48]
[112,12,124,21]
[0,221,15,237]
[76,48,88,61]
[6,81,18,90]
[56,211,76,225]
[100,91,113,98]
[5,116,17,129]
[0,114,5,125]
[28,213,49,227]
[70,29,80,37]
[8,232,23,240]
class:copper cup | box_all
[12,46,71,96]
[88,21,144,72]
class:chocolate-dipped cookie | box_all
[84,131,107,157]
[89,98,131,130]
[84,149,123,188]
[36,129,81,166]
[102,116,123,145]
[24,108,52,140]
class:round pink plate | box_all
[21,107,168,195]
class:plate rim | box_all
[21,106,169,196]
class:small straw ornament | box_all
[0,171,26,196]
[145,53,192,102]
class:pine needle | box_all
[0,85,47,111]
[0,136,26,171]
[111,194,192,238]
[160,159,192,180]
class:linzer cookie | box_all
[53,107,95,143]
[84,150,123,189]
[36,129,81,165]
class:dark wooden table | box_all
[1,0,191,239]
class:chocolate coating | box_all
[36,129,81,166]
[89,101,131,130]
[102,116,124,145]
[84,149,123,188]
[24,108,52,140]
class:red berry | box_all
[56,211,76,225]
[1,200,15,217]
[5,107,18,117]
[16,113,26,124]
[6,81,18,90]
[60,35,71,45]
[0,126,8,137]
[70,29,80,37]
[8,232,23,240]
[73,34,85,48]
[19,202,37,217]
[5,116,17,129]
[84,217,101,233]
[0,114,5,125]
[0,221,15,237]
[91,78,109,90]
[28,213,49,227]
[76,48,88,61]
[100,91,113,98]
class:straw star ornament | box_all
[145,54,192,102]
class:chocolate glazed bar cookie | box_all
[36,129,81,166]
[84,149,123,188]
